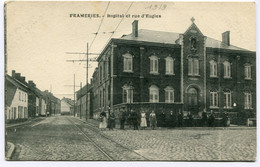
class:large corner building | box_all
[87,19,255,124]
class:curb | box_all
[5,142,15,160]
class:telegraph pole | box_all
[80,82,82,119]
[86,43,89,120]
[74,74,76,117]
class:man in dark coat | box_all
[120,108,126,130]
[177,110,183,127]
[158,111,166,127]
[108,111,115,130]
[222,111,229,127]
[201,109,208,127]
[187,111,193,127]
[208,110,215,127]
[131,109,139,130]
[167,111,175,128]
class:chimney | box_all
[21,76,26,83]
[222,31,230,46]
[15,73,21,80]
[132,20,138,37]
[28,80,36,87]
[12,70,16,78]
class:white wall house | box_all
[6,75,29,120]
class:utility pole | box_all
[86,43,89,120]
[80,82,82,119]
[74,74,76,117]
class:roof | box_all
[5,75,28,107]
[120,29,250,52]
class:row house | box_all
[5,74,28,120]
[5,70,61,121]
[43,90,61,116]
[89,19,255,125]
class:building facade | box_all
[89,19,255,125]
[5,75,28,120]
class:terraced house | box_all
[89,19,256,124]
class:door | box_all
[187,88,199,113]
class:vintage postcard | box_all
[4,1,256,162]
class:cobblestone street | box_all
[6,116,256,161]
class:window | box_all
[165,86,174,103]
[188,58,199,76]
[210,60,217,77]
[123,53,133,72]
[223,61,231,78]
[210,91,218,107]
[224,90,232,108]
[244,92,252,109]
[25,94,26,102]
[150,56,159,74]
[244,64,252,79]
[149,85,159,102]
[122,85,133,103]
[188,88,198,106]
[165,57,174,75]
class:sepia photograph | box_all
[3,0,257,163]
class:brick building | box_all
[89,19,256,125]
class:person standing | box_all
[222,111,229,127]
[108,111,115,130]
[201,109,208,127]
[187,111,193,127]
[140,111,147,130]
[131,109,139,130]
[120,108,126,130]
[177,110,183,127]
[208,110,215,127]
[99,111,107,130]
[149,110,157,130]
[167,111,175,128]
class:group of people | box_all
[99,108,230,130]
[119,109,157,130]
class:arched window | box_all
[188,88,198,106]
[149,85,159,102]
[223,61,231,78]
[149,55,159,74]
[223,89,232,109]
[165,86,174,103]
[244,63,252,80]
[209,60,217,77]
[123,53,133,72]
[122,84,133,103]
[165,57,174,75]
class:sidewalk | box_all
[5,142,15,160]
[6,117,46,128]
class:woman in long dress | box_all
[140,111,147,130]
[99,111,107,130]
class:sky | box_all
[5,1,256,100]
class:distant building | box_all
[61,97,74,115]
[89,19,255,125]
[76,84,93,119]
